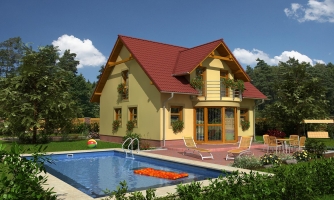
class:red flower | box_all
[134,168,188,180]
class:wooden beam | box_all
[234,69,243,74]
[107,56,133,67]
[208,55,233,61]
[94,93,102,96]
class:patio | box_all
[145,141,289,166]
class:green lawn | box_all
[0,140,122,153]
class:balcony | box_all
[194,80,242,101]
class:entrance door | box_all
[207,108,222,142]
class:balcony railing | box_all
[196,81,242,101]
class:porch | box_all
[145,142,276,166]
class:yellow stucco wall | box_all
[160,93,194,140]
[239,99,255,137]
[100,46,161,140]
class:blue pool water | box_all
[32,151,225,198]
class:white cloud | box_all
[313,59,326,64]
[52,34,106,68]
[284,0,334,23]
[233,48,325,66]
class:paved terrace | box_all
[44,142,286,200]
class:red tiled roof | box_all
[173,40,222,75]
[243,82,267,99]
[91,35,267,102]
[120,35,198,94]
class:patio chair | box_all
[298,136,306,150]
[182,137,214,160]
[268,136,283,153]
[226,136,253,160]
[263,134,270,152]
[288,135,299,152]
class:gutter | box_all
[162,93,174,148]
[253,99,265,142]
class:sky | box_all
[1,0,334,82]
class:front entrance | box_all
[194,107,237,143]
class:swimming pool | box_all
[36,150,225,198]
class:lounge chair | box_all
[182,137,214,160]
[226,136,253,160]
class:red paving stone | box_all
[145,142,294,166]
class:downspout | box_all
[253,99,265,142]
[162,93,174,148]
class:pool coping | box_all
[23,148,268,200]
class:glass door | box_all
[224,107,236,142]
[207,108,222,141]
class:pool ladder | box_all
[122,138,140,159]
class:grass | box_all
[0,140,122,153]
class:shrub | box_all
[259,153,282,166]
[103,158,334,200]
[327,123,334,139]
[171,120,184,133]
[293,150,311,162]
[112,120,121,133]
[231,155,262,169]
[90,122,99,133]
[267,129,286,138]
[126,120,136,132]
[305,139,327,158]
[0,143,56,199]
[122,131,141,150]
[241,120,250,131]
[140,141,151,150]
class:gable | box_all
[173,40,250,82]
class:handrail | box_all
[122,137,140,159]
[128,138,139,153]
[122,137,132,151]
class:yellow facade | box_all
[98,43,259,145]
[100,46,161,140]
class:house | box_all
[90,35,267,147]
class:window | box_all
[129,107,137,126]
[121,70,129,99]
[170,106,183,125]
[220,70,229,97]
[240,109,249,123]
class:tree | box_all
[0,37,25,78]
[68,74,99,117]
[0,45,79,143]
[96,65,104,80]
[263,58,329,135]
[57,49,79,74]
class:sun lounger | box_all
[182,137,214,160]
[226,136,252,160]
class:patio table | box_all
[276,138,293,153]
